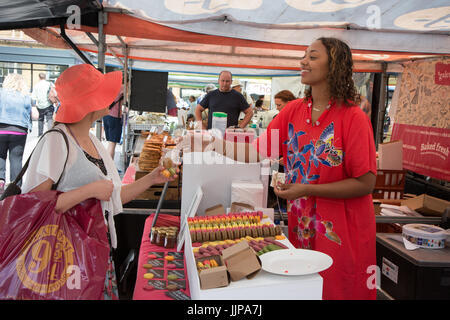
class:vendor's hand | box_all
[178,132,215,153]
[148,166,179,185]
[274,183,308,200]
[90,179,114,201]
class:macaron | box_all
[166,284,178,291]
[143,273,154,280]
[167,274,178,281]
[143,285,155,291]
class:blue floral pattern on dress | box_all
[284,122,344,247]
[284,122,343,183]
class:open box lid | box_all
[221,240,251,260]
[221,241,262,281]
[177,186,203,252]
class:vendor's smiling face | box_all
[218,71,232,92]
[300,40,329,86]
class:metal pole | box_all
[376,63,388,146]
[151,181,170,228]
[60,25,93,66]
[96,10,107,140]
[97,11,106,71]
[86,32,124,67]
[122,45,129,170]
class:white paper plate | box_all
[260,249,333,276]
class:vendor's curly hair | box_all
[304,37,360,106]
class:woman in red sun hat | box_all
[21,64,178,300]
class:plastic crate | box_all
[373,169,406,200]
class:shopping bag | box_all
[0,190,109,300]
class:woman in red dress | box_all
[183,37,377,299]
[266,37,378,300]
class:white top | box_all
[31,80,52,109]
[22,124,123,248]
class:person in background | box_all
[176,96,188,110]
[188,95,197,115]
[186,114,195,129]
[32,72,54,136]
[0,73,32,194]
[166,88,177,117]
[184,37,377,300]
[254,99,268,111]
[102,86,124,161]
[359,95,371,118]
[231,79,253,108]
[196,83,216,104]
[274,90,296,111]
[195,71,253,129]
[256,95,265,108]
[48,84,60,118]
[196,84,217,128]
[22,64,178,299]
[177,96,189,128]
[232,79,254,123]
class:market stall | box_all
[1,0,449,301]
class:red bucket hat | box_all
[54,64,122,123]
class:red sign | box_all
[435,62,450,86]
[392,123,450,181]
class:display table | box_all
[185,220,324,300]
[134,214,324,300]
[133,213,191,300]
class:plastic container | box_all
[211,112,227,137]
[224,128,255,144]
[150,227,158,244]
[402,224,449,249]
[164,232,177,249]
[156,230,167,247]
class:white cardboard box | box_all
[185,219,323,300]
[181,152,265,216]
[231,180,264,209]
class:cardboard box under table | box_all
[376,233,450,300]
[401,194,450,217]
[185,219,323,300]
[135,170,181,200]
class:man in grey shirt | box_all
[195,71,253,129]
